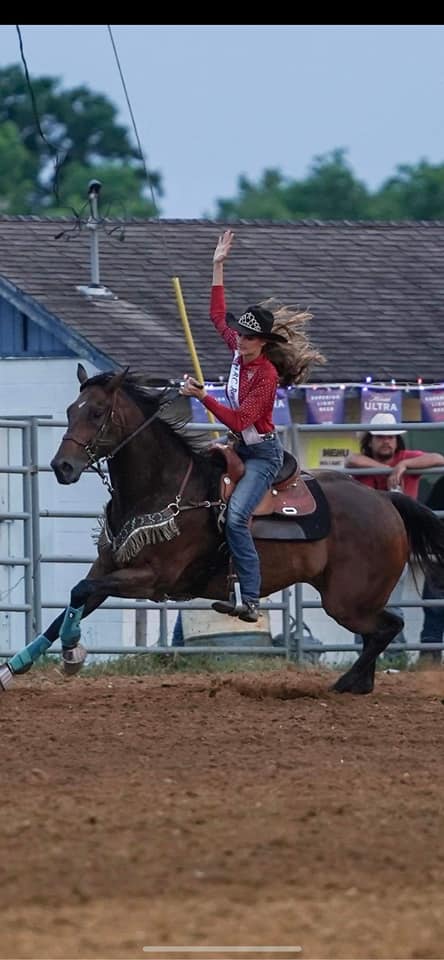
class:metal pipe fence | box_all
[0,416,443,661]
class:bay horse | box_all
[2,364,444,695]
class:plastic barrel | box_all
[181,600,272,648]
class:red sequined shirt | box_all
[201,286,278,434]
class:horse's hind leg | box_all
[333,609,404,694]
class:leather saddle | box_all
[209,442,316,518]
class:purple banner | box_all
[360,388,403,425]
[305,388,345,425]
[421,388,444,422]
[273,387,291,426]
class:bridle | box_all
[61,384,223,521]
[62,386,179,495]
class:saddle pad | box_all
[252,475,330,541]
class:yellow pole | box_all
[171,276,218,428]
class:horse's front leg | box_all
[0,564,159,691]
[0,555,103,688]
[0,559,110,690]
[57,562,111,675]
[58,563,165,673]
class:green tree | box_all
[214,149,370,221]
[48,161,160,218]
[0,121,35,213]
[0,64,162,215]
[215,169,291,220]
[284,149,370,219]
[215,151,444,221]
[370,160,444,220]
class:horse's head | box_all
[51,363,131,484]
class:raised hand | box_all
[213,229,235,264]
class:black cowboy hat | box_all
[226,306,287,343]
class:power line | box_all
[106,24,174,274]
[15,24,68,204]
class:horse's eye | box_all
[90,408,104,421]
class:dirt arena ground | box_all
[1,666,444,960]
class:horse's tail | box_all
[389,491,444,587]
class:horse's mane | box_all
[83,371,217,462]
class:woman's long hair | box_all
[260,299,325,386]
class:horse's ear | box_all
[77,363,89,385]
[103,366,130,394]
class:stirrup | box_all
[212,595,237,617]
[212,577,243,616]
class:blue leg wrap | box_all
[60,604,85,649]
[9,634,52,674]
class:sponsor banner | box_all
[360,388,402,425]
[306,388,345,425]
[420,388,444,423]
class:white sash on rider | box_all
[227,353,262,446]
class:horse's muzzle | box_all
[50,456,82,485]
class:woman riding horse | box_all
[180,229,324,623]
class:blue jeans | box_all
[226,436,284,600]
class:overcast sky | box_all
[2,24,444,218]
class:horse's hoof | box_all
[62,643,87,676]
[332,674,374,695]
[0,664,15,692]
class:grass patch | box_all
[3,648,425,678]
[1,651,292,677]
[83,652,290,676]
